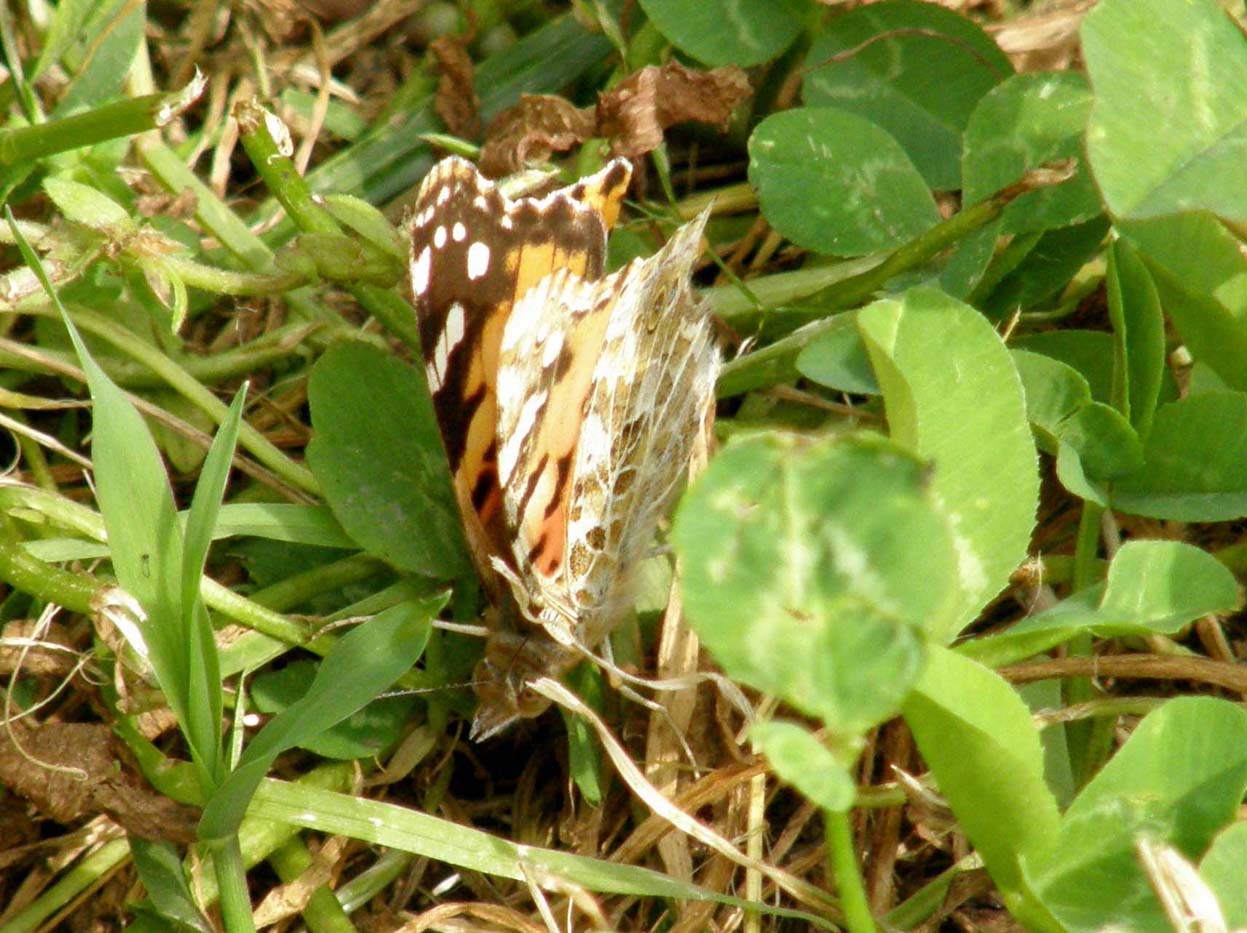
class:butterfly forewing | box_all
[407,156,630,589]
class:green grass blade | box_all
[6,206,219,790]
[198,595,441,841]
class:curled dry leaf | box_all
[596,62,751,159]
[479,62,751,175]
[0,721,198,843]
[430,35,480,139]
[479,95,596,176]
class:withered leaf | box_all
[480,95,596,177]
[477,63,752,175]
[430,35,480,139]
[597,62,752,159]
[0,721,198,843]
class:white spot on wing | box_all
[501,215,514,230]
[411,246,431,295]
[431,301,466,391]
[436,186,451,205]
[452,221,466,241]
[467,242,491,280]
[433,226,447,249]
[444,301,466,353]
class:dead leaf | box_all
[0,721,198,843]
[477,63,752,175]
[253,836,348,926]
[430,36,480,139]
[597,62,752,159]
[480,96,596,176]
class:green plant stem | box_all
[209,836,256,932]
[137,137,276,271]
[159,254,304,295]
[0,86,198,169]
[234,99,423,353]
[0,837,132,933]
[825,810,876,933]
[705,253,882,325]
[0,513,97,613]
[1065,500,1106,786]
[715,178,1040,398]
[269,838,355,932]
[0,320,360,391]
[61,302,317,496]
[248,553,391,613]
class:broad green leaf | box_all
[1083,0,1247,222]
[802,0,1011,190]
[53,0,145,115]
[637,0,808,67]
[43,176,135,235]
[1200,822,1247,927]
[128,838,214,933]
[1029,697,1247,932]
[902,648,1061,903]
[199,596,439,841]
[1099,540,1241,624]
[1054,402,1142,482]
[961,540,1241,668]
[748,107,940,256]
[306,341,470,579]
[859,288,1038,642]
[980,215,1109,318]
[962,72,1099,233]
[750,720,856,812]
[1053,440,1108,507]
[1123,212,1247,393]
[1106,238,1165,440]
[1013,330,1116,404]
[250,661,418,760]
[674,433,955,736]
[795,322,879,395]
[1112,392,1247,521]
[1012,349,1142,484]
[1011,349,1092,445]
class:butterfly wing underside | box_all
[477,210,718,735]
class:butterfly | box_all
[407,157,718,739]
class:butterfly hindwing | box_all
[495,210,719,648]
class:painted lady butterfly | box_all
[407,157,718,739]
